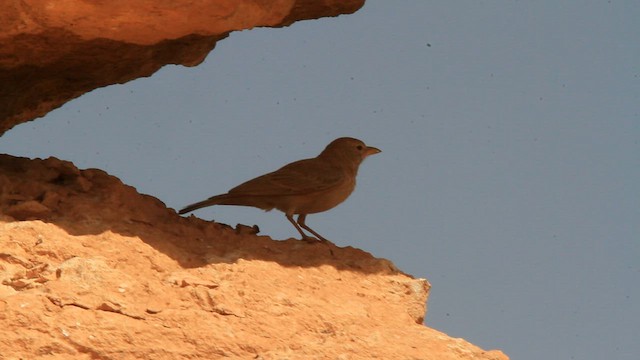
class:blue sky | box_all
[1,1,639,359]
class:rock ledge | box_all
[0,154,508,359]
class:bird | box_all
[178,137,381,242]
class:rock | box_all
[5,200,51,220]
[0,2,509,357]
[0,154,509,359]
[0,0,365,135]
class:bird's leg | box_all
[296,214,329,242]
[286,214,313,241]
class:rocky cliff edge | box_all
[0,155,508,359]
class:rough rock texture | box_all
[0,2,510,357]
[0,0,365,135]
[0,154,509,359]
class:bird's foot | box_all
[301,236,335,256]
[302,236,324,243]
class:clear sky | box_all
[1,1,639,359]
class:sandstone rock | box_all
[0,154,509,359]
[5,200,51,220]
[0,2,510,357]
[0,0,365,135]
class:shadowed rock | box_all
[0,154,509,359]
[0,0,365,135]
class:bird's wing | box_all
[225,158,343,197]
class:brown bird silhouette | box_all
[178,137,381,242]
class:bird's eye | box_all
[356,145,363,151]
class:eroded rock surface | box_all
[0,0,365,135]
[1,2,510,357]
[0,155,509,358]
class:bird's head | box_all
[319,137,381,170]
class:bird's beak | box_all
[364,146,381,158]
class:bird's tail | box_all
[178,193,273,214]
[178,195,227,214]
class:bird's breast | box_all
[283,176,356,215]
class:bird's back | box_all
[217,157,352,214]
[179,137,378,217]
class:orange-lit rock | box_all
[0,154,509,359]
[0,1,510,357]
[0,0,365,135]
